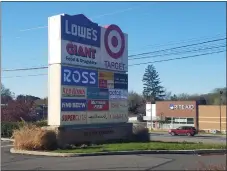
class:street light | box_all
[219,91,223,133]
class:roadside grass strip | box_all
[53,141,227,154]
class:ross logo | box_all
[104,24,125,59]
[61,66,98,87]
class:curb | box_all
[1,138,14,142]
[10,148,227,157]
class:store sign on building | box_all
[169,104,194,110]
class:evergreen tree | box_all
[142,65,166,102]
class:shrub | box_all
[12,124,57,151]
[1,120,48,138]
[1,122,20,138]
[132,124,150,142]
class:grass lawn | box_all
[54,141,226,154]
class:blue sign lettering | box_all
[61,14,101,47]
[114,73,128,89]
[87,87,109,100]
[61,66,98,87]
[61,99,87,111]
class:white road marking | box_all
[1,145,13,148]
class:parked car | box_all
[168,126,198,136]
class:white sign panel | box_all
[61,40,101,68]
[146,103,152,118]
[87,111,109,124]
[100,26,128,72]
[109,89,128,100]
[109,100,128,112]
[61,112,87,125]
[109,112,128,123]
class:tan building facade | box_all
[198,105,226,132]
[155,101,198,129]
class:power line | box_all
[128,33,225,52]
[129,50,226,66]
[129,37,226,58]
[2,50,225,79]
[18,5,143,32]
[2,39,226,72]
[3,66,48,72]
[2,74,47,78]
[129,44,226,61]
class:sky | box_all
[1,2,226,98]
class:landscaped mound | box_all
[12,124,57,151]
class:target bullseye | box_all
[104,24,125,59]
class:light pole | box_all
[219,91,223,133]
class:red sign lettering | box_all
[63,87,85,97]
[99,79,107,88]
[62,114,87,121]
[66,42,96,59]
[88,100,109,111]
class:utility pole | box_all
[219,91,223,133]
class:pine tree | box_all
[142,65,166,102]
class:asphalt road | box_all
[1,141,226,170]
[150,132,226,144]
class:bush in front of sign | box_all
[12,124,57,151]
[132,124,150,142]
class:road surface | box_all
[1,141,226,170]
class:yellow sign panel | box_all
[99,71,114,80]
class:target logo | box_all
[104,24,125,59]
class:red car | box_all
[168,126,198,136]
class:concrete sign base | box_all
[42,123,133,147]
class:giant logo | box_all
[104,25,125,59]
[61,66,98,87]
[61,14,101,47]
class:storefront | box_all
[154,101,198,129]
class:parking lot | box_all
[149,132,226,144]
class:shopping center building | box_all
[144,100,226,133]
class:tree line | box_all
[1,64,226,121]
